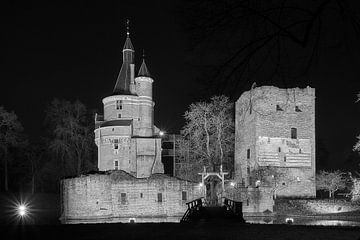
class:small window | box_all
[114,144,119,150]
[116,100,123,110]
[284,156,286,162]
[291,128,297,139]
[247,149,250,159]
[114,160,119,170]
[247,167,250,175]
[282,182,286,186]
[157,193,162,203]
[278,147,281,153]
[120,193,126,204]
[249,105,252,114]
[299,149,302,153]
[118,114,121,118]
[276,105,283,111]
[267,138,270,143]
[295,106,302,112]
[246,199,249,206]
[140,193,143,198]
[182,191,187,201]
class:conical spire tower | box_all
[113,20,135,95]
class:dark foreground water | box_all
[1,222,360,240]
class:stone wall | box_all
[235,86,315,197]
[60,171,204,224]
[275,199,360,215]
[224,184,274,216]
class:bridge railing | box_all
[223,197,243,217]
[180,197,204,222]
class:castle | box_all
[234,86,316,198]
[60,28,203,224]
[93,28,163,177]
[59,28,315,224]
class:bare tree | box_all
[177,95,234,204]
[316,170,347,198]
[24,144,45,194]
[45,99,95,177]
[179,0,360,98]
[0,106,26,191]
[250,166,286,199]
[178,95,234,173]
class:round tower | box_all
[135,58,154,137]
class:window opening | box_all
[291,128,297,139]
[295,106,302,112]
[157,193,162,203]
[116,100,123,110]
[182,191,187,201]
[276,105,283,111]
[120,193,126,204]
[247,149,250,159]
[114,160,119,170]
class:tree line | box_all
[0,99,96,193]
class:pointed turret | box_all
[138,58,151,78]
[113,21,135,95]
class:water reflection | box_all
[245,217,360,227]
[303,220,360,227]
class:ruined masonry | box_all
[235,86,316,198]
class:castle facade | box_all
[94,31,163,177]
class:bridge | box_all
[180,197,245,223]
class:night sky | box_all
[1,1,360,170]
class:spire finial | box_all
[126,19,130,37]
[142,49,145,59]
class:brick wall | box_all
[60,171,204,224]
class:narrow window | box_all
[247,167,250,175]
[114,160,119,170]
[118,114,121,118]
[291,128,297,139]
[276,105,283,111]
[140,193,143,198]
[114,139,119,150]
[246,199,249,206]
[157,193,163,203]
[278,147,281,153]
[249,104,252,114]
[284,156,287,162]
[120,193,126,204]
[247,149,250,159]
[295,106,302,112]
[182,191,187,201]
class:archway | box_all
[199,165,228,206]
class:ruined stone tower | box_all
[94,29,163,177]
[235,86,316,198]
